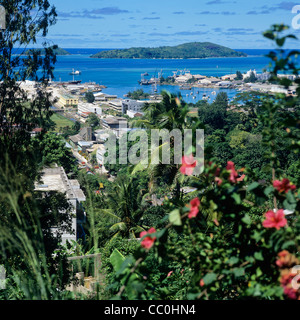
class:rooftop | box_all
[35,167,86,202]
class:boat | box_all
[180,85,192,90]
[67,80,82,85]
[70,69,81,75]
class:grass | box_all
[51,113,74,131]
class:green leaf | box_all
[247,182,260,192]
[110,249,126,273]
[242,214,252,225]
[226,257,239,265]
[202,273,217,286]
[232,193,241,204]
[169,209,182,226]
[264,186,274,197]
[254,251,264,261]
[282,240,296,250]
[233,268,245,278]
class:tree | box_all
[235,71,243,80]
[97,178,148,240]
[85,91,95,103]
[0,1,74,299]
[32,132,77,173]
[244,71,257,83]
[86,113,100,128]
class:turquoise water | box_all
[52,49,272,103]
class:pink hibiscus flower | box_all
[140,227,157,250]
[273,179,296,194]
[188,197,200,219]
[180,154,197,176]
[262,209,287,230]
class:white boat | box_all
[70,69,81,75]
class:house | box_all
[35,166,86,244]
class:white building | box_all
[243,69,257,79]
[35,167,86,245]
[78,102,102,116]
[122,98,161,115]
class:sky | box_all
[42,0,300,49]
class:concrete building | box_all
[122,98,161,115]
[107,99,123,113]
[126,110,144,118]
[101,116,128,137]
[69,127,93,149]
[94,92,118,102]
[58,94,79,108]
[78,102,102,116]
[256,72,271,81]
[35,167,86,244]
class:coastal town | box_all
[20,67,298,185]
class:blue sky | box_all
[43,0,300,49]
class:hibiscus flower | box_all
[273,179,296,194]
[140,227,157,250]
[262,209,287,230]
[180,154,197,176]
[188,197,200,219]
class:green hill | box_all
[25,46,70,56]
[91,42,247,59]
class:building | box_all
[122,98,161,115]
[78,102,102,116]
[221,74,236,81]
[243,69,257,80]
[96,144,107,166]
[107,99,123,113]
[35,167,86,244]
[256,72,271,81]
[94,92,118,102]
[101,116,128,137]
[126,110,144,118]
[78,141,94,153]
[58,94,79,108]
[69,127,94,149]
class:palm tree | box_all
[97,178,148,240]
[131,91,201,201]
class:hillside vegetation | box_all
[25,45,70,56]
[91,42,247,59]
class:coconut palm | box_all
[97,178,148,240]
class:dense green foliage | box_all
[25,45,70,56]
[0,0,299,302]
[91,42,247,59]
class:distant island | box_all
[25,46,70,56]
[91,42,247,59]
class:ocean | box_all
[13,48,281,103]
